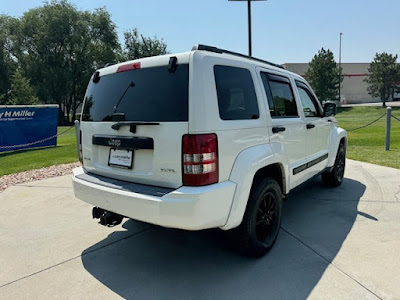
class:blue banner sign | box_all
[0,105,59,153]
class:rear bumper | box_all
[72,167,236,230]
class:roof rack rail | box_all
[191,44,284,69]
[104,62,116,68]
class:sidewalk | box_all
[341,100,400,107]
[0,159,399,299]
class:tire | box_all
[230,178,283,257]
[322,143,346,187]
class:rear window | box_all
[214,65,259,120]
[82,64,189,122]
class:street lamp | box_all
[339,32,343,102]
[229,0,267,57]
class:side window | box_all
[214,65,259,120]
[261,73,298,117]
[295,81,321,117]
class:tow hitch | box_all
[92,207,124,227]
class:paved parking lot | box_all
[0,159,399,299]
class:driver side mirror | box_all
[324,102,337,117]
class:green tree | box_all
[0,15,17,105]
[7,69,38,105]
[305,48,341,102]
[365,52,400,107]
[9,1,120,124]
[123,28,168,60]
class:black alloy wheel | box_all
[231,178,283,257]
[322,143,346,187]
[255,191,279,246]
[335,147,346,183]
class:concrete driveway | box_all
[0,159,399,299]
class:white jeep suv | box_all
[72,45,347,257]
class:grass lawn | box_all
[0,126,78,176]
[0,106,399,176]
[336,106,400,169]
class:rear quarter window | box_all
[214,65,259,120]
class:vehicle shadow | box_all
[81,177,366,299]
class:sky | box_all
[1,0,399,64]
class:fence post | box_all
[385,107,392,151]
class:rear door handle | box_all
[272,126,286,133]
[306,123,315,129]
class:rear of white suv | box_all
[72,51,236,230]
[73,45,347,257]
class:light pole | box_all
[339,32,343,102]
[229,0,267,57]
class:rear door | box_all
[258,70,308,189]
[80,61,189,189]
[294,80,332,175]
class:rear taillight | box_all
[182,134,218,186]
[74,120,83,164]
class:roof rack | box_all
[192,44,284,69]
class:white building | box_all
[282,63,381,104]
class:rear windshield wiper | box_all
[113,81,135,114]
[111,121,160,133]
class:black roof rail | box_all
[192,44,284,69]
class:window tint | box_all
[82,65,188,122]
[296,81,321,117]
[261,73,298,117]
[214,65,259,120]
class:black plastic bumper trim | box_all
[76,171,175,197]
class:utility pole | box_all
[229,0,267,57]
[247,0,252,56]
[339,32,343,102]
